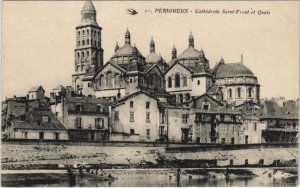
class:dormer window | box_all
[202,102,210,110]
[42,115,49,123]
[75,104,83,112]
[96,105,103,112]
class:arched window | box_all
[248,87,252,98]
[168,77,172,88]
[87,39,89,45]
[197,80,200,85]
[75,65,79,72]
[82,30,85,36]
[86,51,89,57]
[99,75,104,87]
[94,40,97,46]
[179,94,184,103]
[175,74,180,87]
[106,72,112,87]
[185,93,190,101]
[82,40,85,46]
[115,73,120,86]
[237,87,241,98]
[77,52,80,59]
[183,76,187,87]
[77,31,80,37]
[98,32,100,37]
[228,88,232,98]
[81,65,84,71]
[87,30,89,35]
[82,51,85,59]
[77,41,80,46]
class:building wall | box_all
[65,114,108,130]
[168,108,191,142]
[8,129,68,140]
[82,80,95,96]
[111,93,159,141]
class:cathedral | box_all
[72,0,260,107]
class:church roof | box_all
[78,0,99,27]
[214,63,254,78]
[178,47,205,59]
[112,44,143,58]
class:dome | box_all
[110,44,145,65]
[214,63,255,78]
[178,47,204,59]
[146,53,163,63]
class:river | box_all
[1,168,298,187]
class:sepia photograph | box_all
[1,0,299,187]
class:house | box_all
[5,108,68,140]
[110,90,159,141]
[28,86,45,100]
[260,99,298,143]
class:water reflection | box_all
[1,168,298,187]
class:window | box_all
[77,31,80,37]
[75,105,83,112]
[168,77,172,88]
[77,41,80,47]
[203,104,209,110]
[75,117,82,128]
[179,94,183,103]
[82,51,85,58]
[87,30,89,35]
[77,52,80,59]
[98,32,100,37]
[197,80,200,85]
[88,83,91,88]
[248,87,252,98]
[237,88,241,98]
[293,123,296,129]
[114,73,120,86]
[114,111,119,121]
[175,74,180,87]
[24,132,28,139]
[183,76,187,87]
[87,39,89,45]
[221,138,226,144]
[39,132,44,139]
[254,122,257,131]
[130,101,134,108]
[185,93,190,101]
[87,51,89,57]
[146,102,150,109]
[96,105,102,112]
[95,118,104,129]
[42,115,49,123]
[129,78,133,83]
[146,112,150,123]
[146,129,150,138]
[82,30,85,35]
[99,75,104,87]
[130,129,135,135]
[130,112,134,122]
[82,40,85,45]
[81,65,84,71]
[54,133,59,140]
[182,114,188,124]
[106,72,112,87]
[228,88,232,98]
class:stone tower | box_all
[72,0,104,93]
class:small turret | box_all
[172,45,177,60]
[115,42,119,52]
[189,31,194,48]
[220,57,225,64]
[150,37,155,53]
[125,28,131,45]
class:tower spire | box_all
[189,31,194,48]
[241,54,243,64]
[80,0,98,27]
[150,36,155,53]
[115,42,119,52]
[125,28,131,45]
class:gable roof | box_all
[10,109,66,131]
[94,61,126,78]
[187,93,224,107]
[112,90,158,107]
[28,86,45,93]
[164,61,211,76]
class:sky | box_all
[2,1,299,100]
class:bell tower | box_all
[72,0,104,93]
